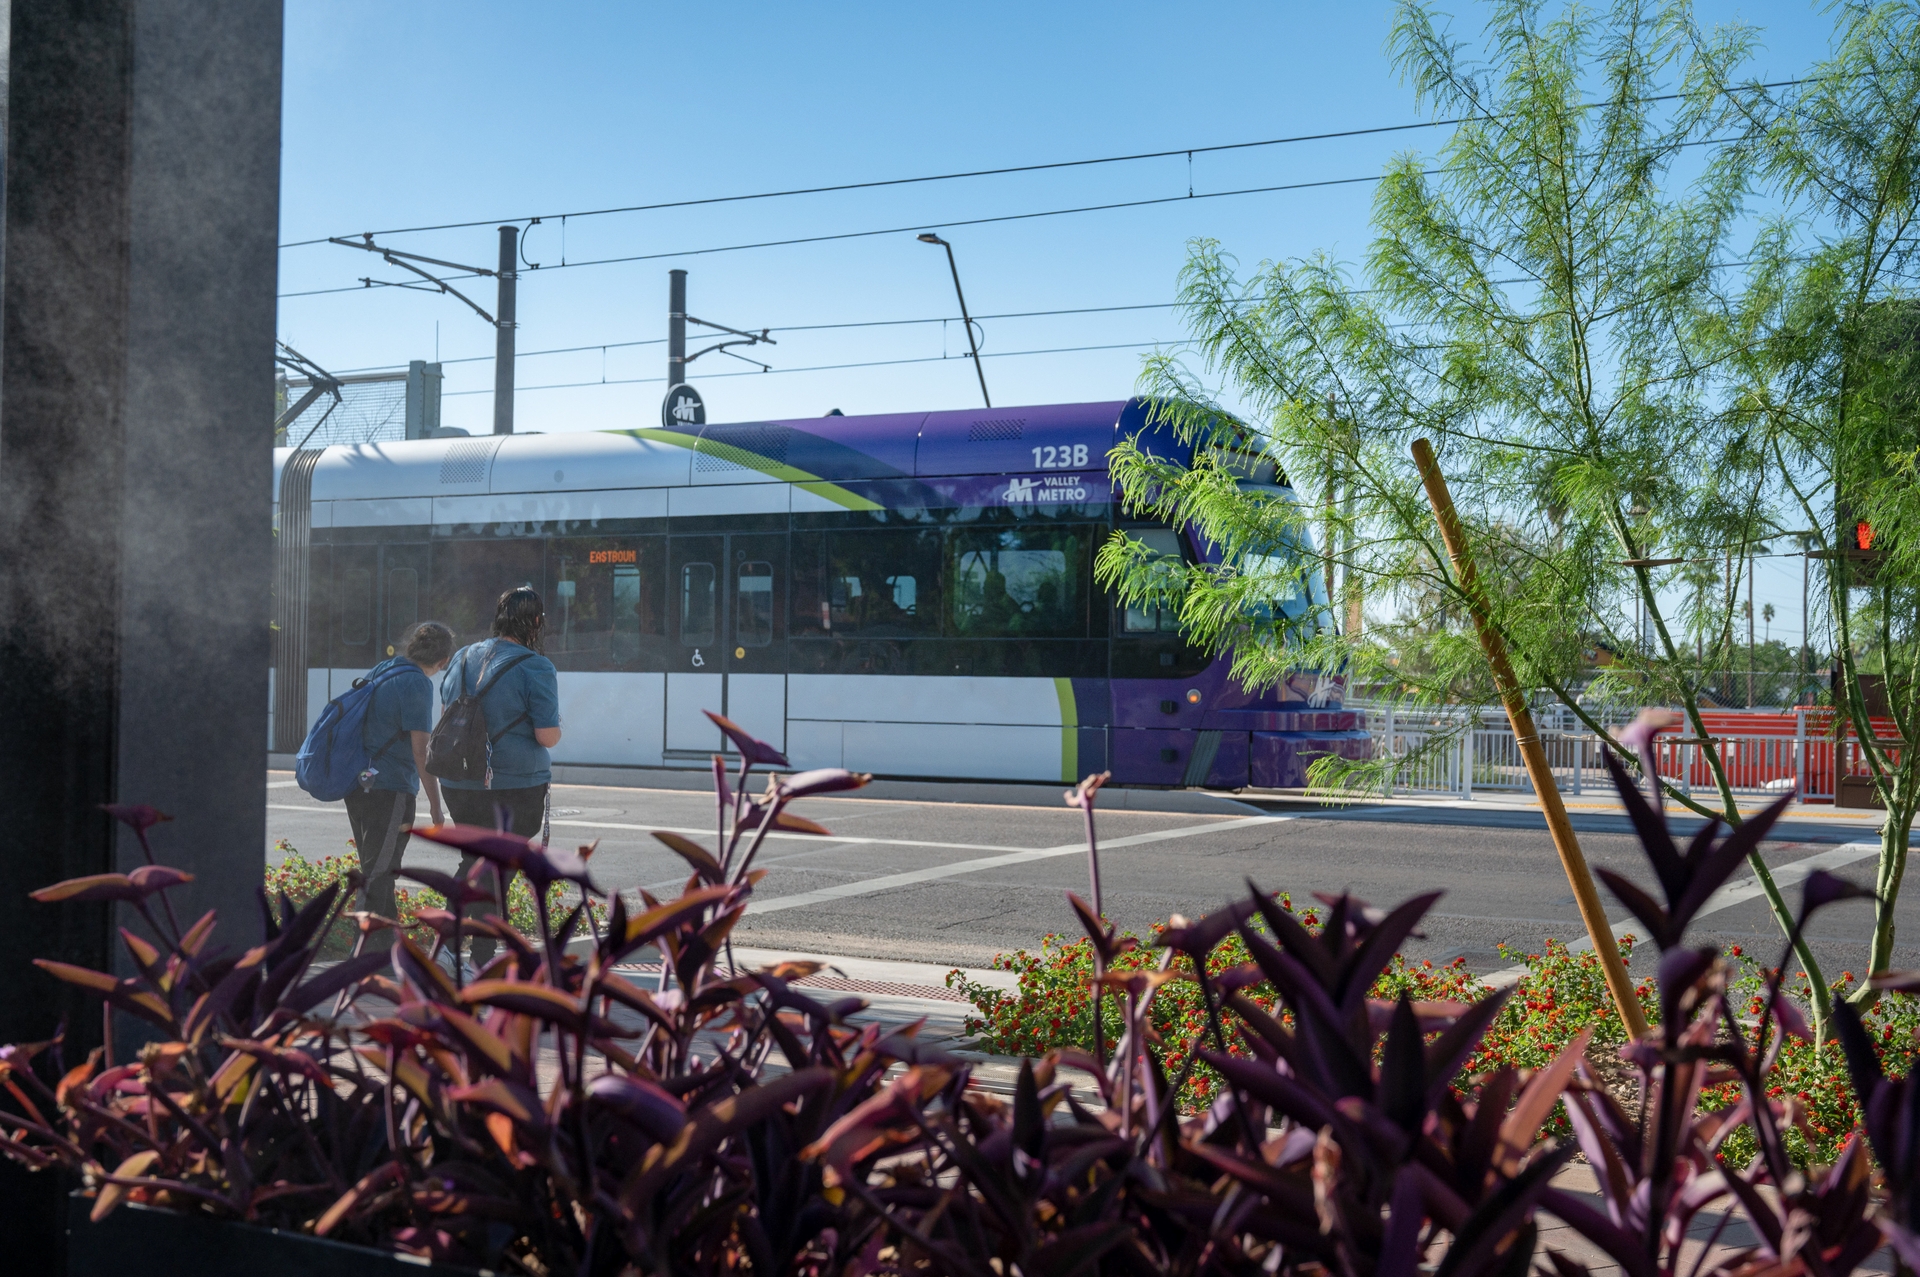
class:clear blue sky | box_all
[277,0,1837,647]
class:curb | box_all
[267,757,1266,816]
[542,763,1268,817]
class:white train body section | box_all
[273,432,1080,782]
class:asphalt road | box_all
[264,773,1901,983]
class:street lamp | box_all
[917,232,990,408]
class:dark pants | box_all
[444,784,548,964]
[343,787,415,950]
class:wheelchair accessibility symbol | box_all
[690,649,705,667]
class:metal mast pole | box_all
[493,225,517,434]
[668,269,687,387]
[1747,554,1756,707]
[1802,540,1811,680]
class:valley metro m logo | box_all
[662,383,705,429]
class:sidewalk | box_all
[1242,784,1891,830]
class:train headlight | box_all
[1186,689,1202,705]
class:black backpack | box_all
[425,645,537,784]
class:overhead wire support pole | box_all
[683,314,776,371]
[917,233,990,408]
[326,229,520,433]
[668,269,687,387]
[1411,437,1649,1039]
[272,341,342,437]
[665,270,777,385]
[494,226,517,435]
[327,235,499,323]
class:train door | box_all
[726,532,787,753]
[331,545,380,679]
[377,543,428,661]
[664,533,786,758]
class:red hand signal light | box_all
[1856,519,1876,552]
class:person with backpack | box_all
[431,585,562,966]
[332,620,454,947]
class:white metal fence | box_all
[1362,706,1873,803]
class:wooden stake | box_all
[1411,439,1650,1039]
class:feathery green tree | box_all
[1101,0,1851,1029]
[1721,1,1920,1004]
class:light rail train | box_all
[270,398,1366,788]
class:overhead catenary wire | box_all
[278,70,1839,251]
[321,250,1779,376]
[325,301,1188,374]
[276,124,1772,303]
[277,171,1415,298]
[279,120,1470,249]
[437,339,1181,397]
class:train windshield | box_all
[1240,540,1327,624]
[1233,479,1327,630]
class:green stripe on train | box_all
[1054,677,1078,783]
[611,428,883,511]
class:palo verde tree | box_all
[1718,1,1920,1005]
[1101,0,1850,1029]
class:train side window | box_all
[610,565,642,663]
[681,562,717,646]
[736,562,774,647]
[949,525,1089,638]
[1118,528,1185,634]
[820,529,941,637]
[789,532,827,636]
[547,538,665,668]
[428,538,545,650]
[341,568,371,646]
[385,568,418,646]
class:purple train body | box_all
[271,397,1368,789]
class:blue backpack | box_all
[294,659,416,802]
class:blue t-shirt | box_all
[362,657,434,794]
[438,638,560,791]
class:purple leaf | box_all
[1156,899,1256,958]
[1801,868,1877,916]
[102,804,172,833]
[127,865,194,895]
[30,874,146,905]
[774,768,873,799]
[283,950,392,1015]
[588,1073,688,1144]
[1882,1221,1920,1273]
[395,866,494,907]
[413,823,598,893]
[1617,708,1684,804]
[1594,867,1673,948]
[1772,992,1814,1043]
[702,710,789,767]
[1064,771,1111,810]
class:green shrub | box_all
[953,916,1917,1168]
[267,836,606,955]
[950,894,1484,1110]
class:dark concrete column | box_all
[0,0,282,1259]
